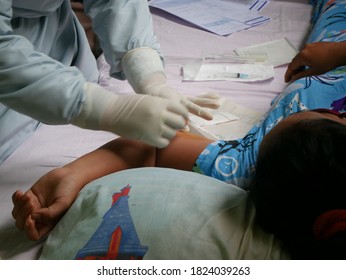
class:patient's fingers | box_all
[32,202,67,222]
[12,191,32,220]
[14,200,35,230]
[12,190,23,201]
[12,190,39,231]
[25,215,52,241]
[33,202,71,225]
[24,215,40,241]
[25,204,69,240]
[12,190,26,208]
[11,190,24,218]
[285,64,306,82]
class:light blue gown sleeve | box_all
[83,0,161,79]
[0,0,86,125]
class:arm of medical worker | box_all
[0,1,187,148]
[72,83,188,148]
[83,0,219,120]
[0,0,85,124]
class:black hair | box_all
[250,118,346,259]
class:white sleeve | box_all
[0,0,86,125]
[83,0,161,79]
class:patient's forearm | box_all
[12,137,154,241]
[15,131,210,241]
[60,131,211,192]
[63,138,156,190]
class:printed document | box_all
[149,0,271,36]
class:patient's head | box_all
[250,110,346,259]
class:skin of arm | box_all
[11,132,212,240]
[284,41,346,83]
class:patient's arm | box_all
[12,132,212,240]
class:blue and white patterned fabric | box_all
[194,0,346,189]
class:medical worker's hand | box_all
[285,42,346,83]
[134,74,221,120]
[12,168,79,241]
[122,47,221,120]
[72,83,188,148]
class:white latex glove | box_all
[122,47,221,120]
[187,92,222,109]
[72,82,188,148]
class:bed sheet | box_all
[0,0,312,260]
[100,0,312,113]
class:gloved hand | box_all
[72,82,188,148]
[122,47,221,120]
[187,92,222,109]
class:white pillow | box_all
[40,168,287,260]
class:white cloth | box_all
[40,168,288,260]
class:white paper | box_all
[189,99,264,140]
[182,63,274,82]
[234,38,297,67]
[149,0,271,36]
[189,111,239,126]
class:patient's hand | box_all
[285,42,346,83]
[11,168,81,241]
